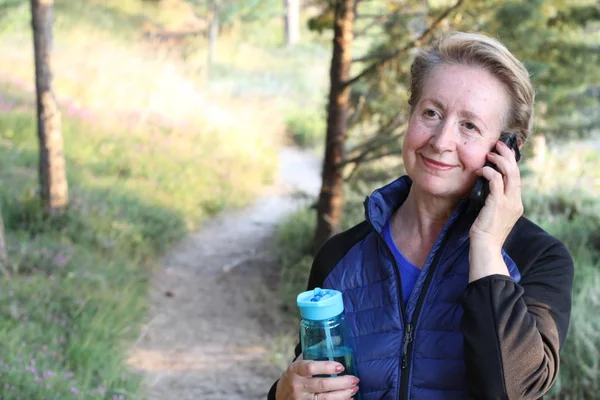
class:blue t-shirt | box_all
[383,219,422,304]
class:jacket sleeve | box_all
[460,240,574,400]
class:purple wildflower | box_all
[54,252,71,267]
[0,104,14,112]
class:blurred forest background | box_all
[0,0,598,399]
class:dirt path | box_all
[128,147,321,399]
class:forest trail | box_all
[128,147,321,399]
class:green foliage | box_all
[285,109,326,148]
[519,144,600,398]
[541,213,600,399]
[307,7,334,33]
[482,0,600,139]
[455,1,600,139]
[275,207,315,315]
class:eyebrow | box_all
[423,98,489,131]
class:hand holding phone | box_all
[468,131,521,213]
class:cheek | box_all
[404,123,430,151]
[459,146,488,172]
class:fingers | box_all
[293,360,345,377]
[478,166,504,201]
[484,141,521,195]
[304,375,359,394]
[312,385,360,400]
[279,359,360,400]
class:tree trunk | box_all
[312,0,355,253]
[284,0,300,46]
[0,208,7,266]
[31,0,68,212]
[207,0,219,72]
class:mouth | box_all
[420,155,457,171]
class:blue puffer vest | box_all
[322,176,521,399]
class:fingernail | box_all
[352,377,360,385]
[336,364,344,372]
[352,386,360,394]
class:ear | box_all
[517,137,524,150]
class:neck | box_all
[393,184,460,241]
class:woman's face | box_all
[403,63,511,200]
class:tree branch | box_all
[347,81,379,127]
[353,49,395,63]
[344,146,403,180]
[354,15,386,38]
[344,0,464,88]
[347,115,406,153]
[356,10,425,20]
[339,118,407,169]
[354,9,426,38]
[341,131,404,167]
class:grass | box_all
[0,99,279,397]
[275,141,600,398]
[284,108,327,148]
[0,0,331,398]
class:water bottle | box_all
[297,287,361,399]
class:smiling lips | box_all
[421,155,457,171]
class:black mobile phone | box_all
[468,131,521,213]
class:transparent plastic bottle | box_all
[297,287,361,399]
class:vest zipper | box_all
[401,323,413,369]
[398,229,453,400]
[364,196,454,400]
[364,207,407,400]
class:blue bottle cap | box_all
[297,287,344,321]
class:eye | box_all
[423,108,440,119]
[462,121,480,133]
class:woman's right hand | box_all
[275,356,360,400]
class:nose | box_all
[429,120,457,153]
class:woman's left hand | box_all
[469,139,524,250]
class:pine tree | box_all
[31,0,69,212]
[313,0,356,253]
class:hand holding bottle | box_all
[275,354,360,400]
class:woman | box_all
[269,32,574,400]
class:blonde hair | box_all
[408,31,535,144]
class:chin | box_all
[411,171,471,199]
